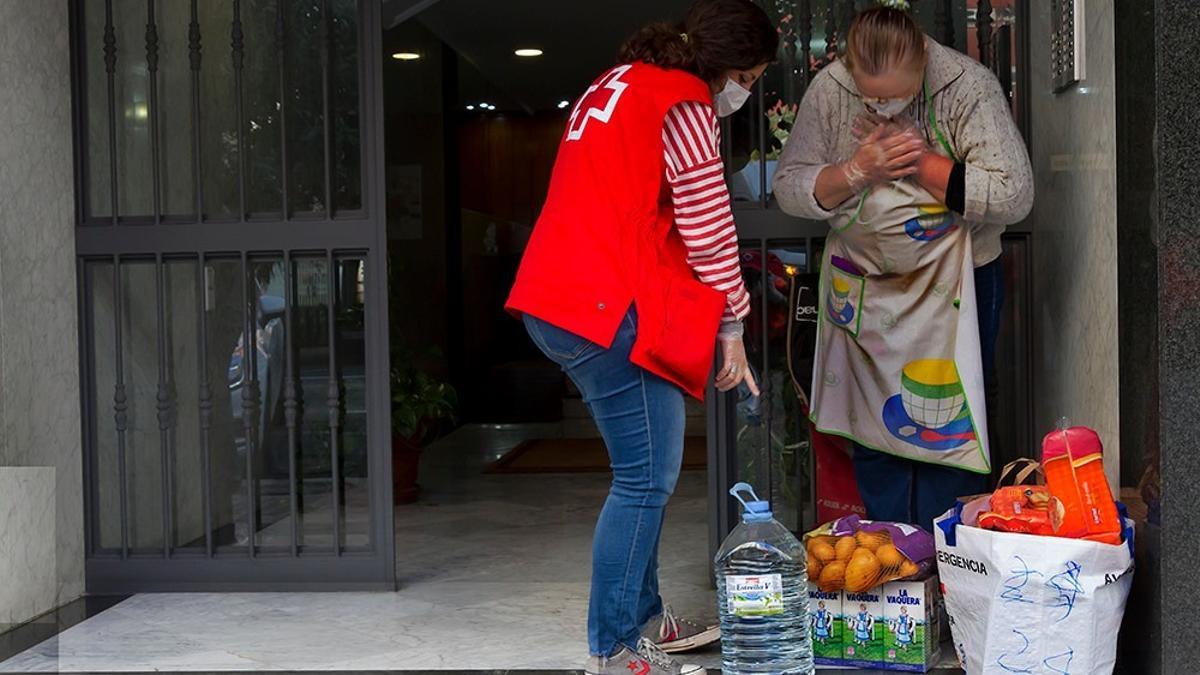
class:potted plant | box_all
[390,354,457,504]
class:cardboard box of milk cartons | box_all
[882,575,942,672]
[842,588,885,668]
[807,583,844,665]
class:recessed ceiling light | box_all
[466,105,475,111]
[514,48,544,57]
[557,100,570,109]
[391,52,421,61]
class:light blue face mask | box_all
[865,95,915,119]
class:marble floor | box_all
[0,424,723,672]
[0,423,959,672]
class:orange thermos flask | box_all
[1041,423,1122,545]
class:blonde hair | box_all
[844,7,927,76]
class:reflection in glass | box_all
[735,243,813,533]
[244,0,285,215]
[120,261,165,551]
[335,258,369,548]
[285,3,328,215]
[203,258,247,548]
[164,260,204,549]
[292,258,335,549]
[89,261,120,551]
[85,4,112,219]
[239,259,292,550]
[330,0,362,213]
[114,0,153,217]
[157,0,197,217]
[83,0,365,221]
[198,2,239,218]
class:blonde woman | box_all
[773,4,1032,530]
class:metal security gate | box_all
[71,0,393,591]
[709,0,1034,551]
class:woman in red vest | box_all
[505,1,777,672]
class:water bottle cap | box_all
[729,483,773,523]
[743,500,774,523]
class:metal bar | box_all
[284,252,300,557]
[839,0,856,50]
[146,0,161,223]
[978,0,994,68]
[824,0,836,57]
[76,218,378,256]
[935,0,954,47]
[78,257,97,556]
[240,253,258,556]
[759,240,771,502]
[356,0,369,216]
[277,0,289,219]
[69,0,90,224]
[155,255,173,557]
[757,81,767,208]
[727,208,827,240]
[326,252,343,555]
[232,0,246,220]
[196,254,214,557]
[362,0,397,576]
[103,0,118,224]
[112,258,129,558]
[321,0,334,216]
[189,0,203,222]
[798,0,813,90]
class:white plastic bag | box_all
[933,503,1134,675]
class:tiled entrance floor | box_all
[0,424,959,672]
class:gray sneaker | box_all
[642,605,720,653]
[585,638,705,675]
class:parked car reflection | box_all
[228,294,286,477]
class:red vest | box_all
[505,63,724,400]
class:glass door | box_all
[74,0,394,591]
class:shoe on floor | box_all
[642,605,720,653]
[585,637,705,675]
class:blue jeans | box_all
[523,309,685,657]
[853,258,1005,530]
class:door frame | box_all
[71,0,395,592]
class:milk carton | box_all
[883,575,942,672]
[842,588,885,668]
[807,583,844,665]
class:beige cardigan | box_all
[772,39,1033,267]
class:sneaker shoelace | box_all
[635,637,678,671]
[659,606,682,641]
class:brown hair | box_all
[618,0,779,84]
[844,7,927,76]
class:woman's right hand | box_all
[715,335,760,396]
[842,126,926,191]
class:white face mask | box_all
[865,95,915,119]
[715,78,752,118]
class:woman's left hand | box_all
[715,336,761,396]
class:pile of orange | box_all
[806,529,921,593]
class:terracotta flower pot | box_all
[392,434,423,505]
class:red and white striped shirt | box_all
[663,101,751,324]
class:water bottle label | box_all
[726,574,784,617]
